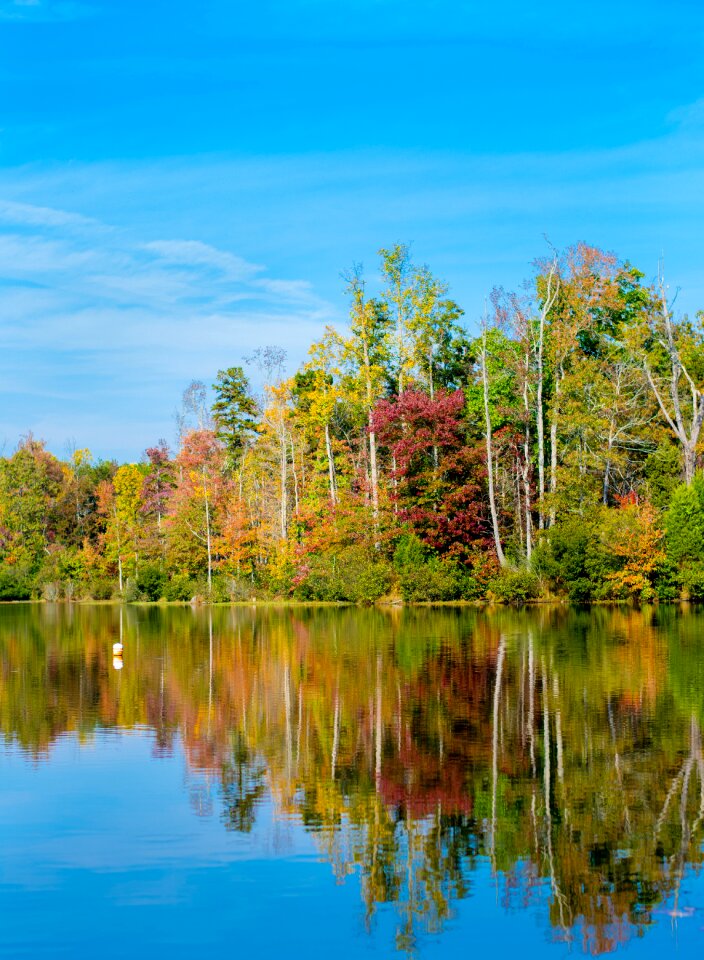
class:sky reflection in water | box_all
[1,603,704,958]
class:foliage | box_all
[163,573,198,601]
[0,565,33,600]
[137,563,167,601]
[601,496,665,601]
[643,440,682,509]
[294,546,393,604]
[663,475,704,598]
[532,520,608,603]
[486,568,540,603]
[393,535,467,601]
[212,367,259,465]
[3,242,704,604]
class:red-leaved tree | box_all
[372,389,491,562]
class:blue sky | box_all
[1,0,703,460]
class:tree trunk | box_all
[429,353,439,473]
[279,418,287,540]
[549,368,563,527]
[523,375,533,560]
[549,413,557,527]
[536,327,546,530]
[685,442,697,486]
[369,422,379,523]
[535,256,558,529]
[325,421,337,505]
[203,466,212,594]
[482,328,506,566]
[515,461,524,552]
[113,503,123,593]
[287,437,298,517]
[362,337,380,538]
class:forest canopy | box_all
[3,241,704,604]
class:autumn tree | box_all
[372,389,490,565]
[0,437,62,572]
[167,430,225,592]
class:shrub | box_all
[397,557,463,601]
[598,498,665,601]
[487,568,540,603]
[677,561,704,601]
[88,578,114,600]
[208,575,236,603]
[123,577,141,603]
[137,564,166,601]
[294,547,393,604]
[393,533,465,601]
[532,519,610,603]
[223,576,256,602]
[0,566,32,600]
[339,552,393,604]
[164,573,197,601]
[665,475,704,566]
[42,581,61,601]
[654,559,680,601]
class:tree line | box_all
[2,241,704,604]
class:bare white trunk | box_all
[642,275,704,486]
[523,376,533,560]
[536,257,558,529]
[537,336,546,530]
[290,437,300,516]
[549,367,563,527]
[113,503,124,593]
[325,421,337,505]
[549,415,557,527]
[482,326,506,566]
[369,423,379,524]
[279,419,287,540]
[203,466,212,594]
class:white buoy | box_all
[113,641,123,656]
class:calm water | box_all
[1,604,704,957]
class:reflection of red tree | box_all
[378,761,472,818]
[377,649,502,816]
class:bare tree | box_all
[535,256,560,528]
[481,316,506,567]
[642,275,704,485]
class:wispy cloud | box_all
[0,199,98,229]
[1,103,703,458]
[0,199,335,457]
[144,240,263,282]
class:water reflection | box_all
[1,603,703,955]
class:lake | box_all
[1,603,703,957]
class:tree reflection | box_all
[1,603,704,954]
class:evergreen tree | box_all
[212,367,259,464]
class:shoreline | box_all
[0,597,691,608]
